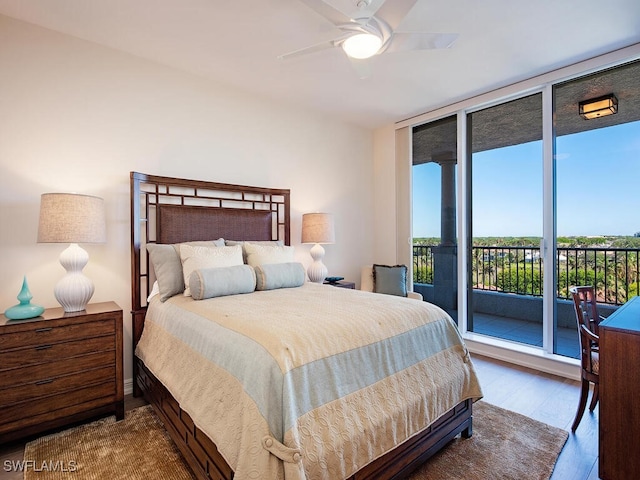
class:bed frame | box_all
[130,171,472,480]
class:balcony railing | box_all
[413,245,434,284]
[413,245,640,306]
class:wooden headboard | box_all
[130,171,290,357]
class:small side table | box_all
[324,280,355,289]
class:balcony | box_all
[413,244,639,359]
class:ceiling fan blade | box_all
[277,31,353,60]
[347,56,373,79]
[374,0,418,31]
[385,32,459,53]
[297,0,353,25]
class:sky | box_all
[413,120,640,238]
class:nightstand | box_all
[0,302,124,444]
[324,280,355,289]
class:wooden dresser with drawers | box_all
[0,301,123,443]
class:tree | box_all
[496,263,542,296]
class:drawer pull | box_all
[35,344,52,351]
[35,327,53,333]
[35,378,54,385]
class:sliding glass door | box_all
[466,94,545,347]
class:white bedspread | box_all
[136,282,482,480]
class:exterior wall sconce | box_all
[579,93,618,120]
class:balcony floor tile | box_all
[472,313,579,358]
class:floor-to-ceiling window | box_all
[411,56,640,360]
[412,115,458,319]
[553,60,640,357]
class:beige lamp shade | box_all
[301,213,335,244]
[301,213,334,283]
[37,193,106,312]
[38,193,107,244]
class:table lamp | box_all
[301,213,335,283]
[37,193,106,312]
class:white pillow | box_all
[225,240,283,263]
[244,242,295,267]
[180,244,243,296]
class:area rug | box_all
[408,401,569,480]
[23,406,191,480]
[23,402,568,480]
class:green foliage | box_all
[556,236,609,247]
[471,237,541,247]
[611,236,640,248]
[413,237,439,246]
[414,265,433,284]
[413,244,434,284]
[496,263,542,296]
[414,235,640,248]
[556,270,599,299]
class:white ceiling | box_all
[1,0,639,129]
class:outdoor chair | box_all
[569,285,604,431]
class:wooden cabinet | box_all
[599,296,640,480]
[0,302,123,444]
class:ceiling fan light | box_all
[342,33,382,59]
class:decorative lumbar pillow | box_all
[180,244,243,296]
[147,239,225,302]
[189,265,256,300]
[244,242,295,267]
[373,264,408,297]
[254,262,306,291]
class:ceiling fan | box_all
[279,0,458,77]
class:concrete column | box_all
[433,154,458,313]
[436,155,457,247]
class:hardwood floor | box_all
[471,354,599,480]
[0,355,598,479]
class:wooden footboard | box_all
[350,398,472,480]
[136,356,472,480]
[136,358,233,480]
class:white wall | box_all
[371,125,397,263]
[0,15,375,388]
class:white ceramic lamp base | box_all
[54,243,95,312]
[307,243,328,283]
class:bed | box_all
[130,171,482,480]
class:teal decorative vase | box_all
[4,276,45,320]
